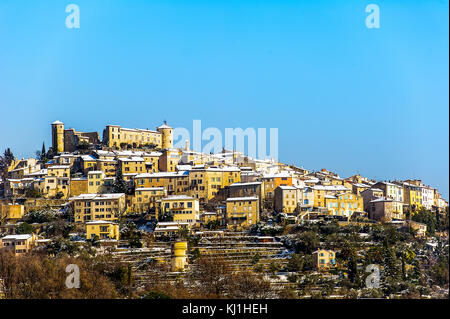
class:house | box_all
[0,233,37,255]
[360,188,384,212]
[324,192,364,218]
[274,185,298,213]
[134,171,189,196]
[129,187,167,215]
[85,220,119,240]
[408,220,427,237]
[0,204,25,222]
[228,181,264,208]
[188,165,241,201]
[153,221,190,238]
[368,197,395,222]
[226,196,259,229]
[157,195,199,225]
[70,193,126,222]
[313,249,336,270]
[261,172,293,205]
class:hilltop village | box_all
[0,120,448,299]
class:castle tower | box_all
[171,241,188,272]
[157,121,173,150]
[51,120,65,153]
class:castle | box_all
[51,120,173,153]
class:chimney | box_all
[185,139,190,151]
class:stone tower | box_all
[51,120,64,153]
[157,121,173,150]
[171,241,188,272]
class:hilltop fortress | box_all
[51,120,173,153]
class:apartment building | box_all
[157,195,200,225]
[130,187,167,214]
[71,193,126,222]
[226,196,259,228]
[188,165,241,201]
[324,192,363,218]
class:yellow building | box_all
[401,182,423,212]
[188,165,241,201]
[313,249,336,270]
[274,186,298,213]
[33,176,70,199]
[0,233,37,255]
[157,195,200,225]
[324,192,363,217]
[96,159,117,177]
[154,221,190,238]
[201,211,219,225]
[135,171,190,195]
[51,120,99,153]
[142,152,162,173]
[47,165,70,178]
[0,204,25,222]
[226,196,259,229]
[130,187,167,214]
[157,122,173,150]
[80,155,98,175]
[118,157,149,175]
[53,153,76,167]
[352,183,371,196]
[408,220,427,237]
[87,171,106,193]
[70,178,88,197]
[52,121,65,153]
[71,193,126,223]
[159,149,182,172]
[261,173,293,203]
[312,185,350,208]
[86,220,119,240]
[103,122,172,149]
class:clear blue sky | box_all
[0,0,448,198]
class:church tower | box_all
[157,121,173,149]
[51,120,65,153]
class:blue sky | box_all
[0,1,448,198]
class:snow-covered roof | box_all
[135,187,165,191]
[70,193,125,201]
[278,185,296,190]
[229,181,262,187]
[157,123,172,129]
[86,220,118,225]
[370,197,393,203]
[312,185,349,191]
[47,165,70,169]
[2,234,33,240]
[353,183,371,188]
[87,170,104,174]
[161,195,195,201]
[118,157,145,162]
[226,196,259,201]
